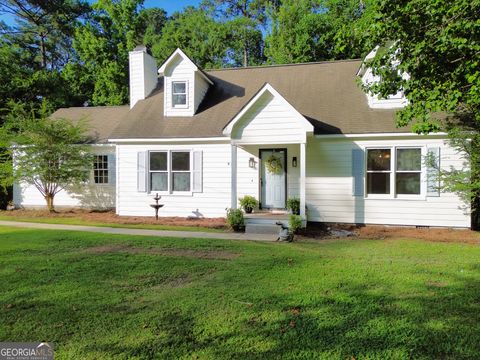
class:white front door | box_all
[261,149,286,209]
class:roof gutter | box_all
[315,132,448,139]
[108,137,230,143]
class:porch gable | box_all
[223,83,313,144]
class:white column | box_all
[300,142,306,220]
[231,144,237,208]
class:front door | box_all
[260,149,287,209]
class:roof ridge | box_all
[55,105,129,110]
[205,58,362,73]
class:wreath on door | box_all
[265,154,283,174]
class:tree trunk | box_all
[45,194,55,212]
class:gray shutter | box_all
[192,151,203,193]
[108,154,116,185]
[427,147,441,197]
[137,151,147,192]
[352,149,365,196]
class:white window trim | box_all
[364,146,427,200]
[148,150,193,196]
[93,154,109,186]
[171,80,188,109]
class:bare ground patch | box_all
[84,244,239,260]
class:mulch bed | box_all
[2,209,479,243]
[298,222,480,244]
[0,209,227,229]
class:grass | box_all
[0,215,224,233]
[1,227,480,359]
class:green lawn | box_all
[1,227,479,359]
[0,215,224,233]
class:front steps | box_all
[244,212,289,236]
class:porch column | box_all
[231,144,237,208]
[300,142,306,220]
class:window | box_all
[150,152,168,191]
[94,155,109,184]
[366,147,422,196]
[396,148,421,195]
[149,151,191,192]
[366,149,391,194]
[172,81,187,107]
[172,152,190,191]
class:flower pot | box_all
[245,207,253,214]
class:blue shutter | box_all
[352,149,365,196]
[427,147,441,197]
[137,151,147,192]
[108,154,116,185]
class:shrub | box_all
[238,195,258,213]
[226,208,245,232]
[289,214,303,234]
[287,198,300,215]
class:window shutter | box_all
[352,149,365,196]
[192,151,203,193]
[427,147,441,197]
[137,151,147,192]
[108,154,116,185]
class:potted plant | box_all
[226,208,245,232]
[288,214,303,240]
[286,198,300,215]
[239,195,259,214]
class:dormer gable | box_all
[158,48,213,117]
[358,46,408,109]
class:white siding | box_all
[164,56,195,117]
[232,92,307,144]
[13,146,116,210]
[306,137,470,228]
[194,72,209,113]
[237,144,300,207]
[116,142,231,217]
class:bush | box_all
[287,198,300,215]
[289,214,303,234]
[226,208,245,232]
[238,195,258,213]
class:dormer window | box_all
[172,81,187,107]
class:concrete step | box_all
[245,223,281,235]
[245,217,288,226]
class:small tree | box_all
[2,106,93,212]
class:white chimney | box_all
[129,45,158,109]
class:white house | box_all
[13,46,471,229]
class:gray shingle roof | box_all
[54,60,409,141]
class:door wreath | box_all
[265,154,283,174]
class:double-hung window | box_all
[150,152,168,192]
[93,155,109,184]
[172,81,187,107]
[149,151,191,193]
[366,147,423,197]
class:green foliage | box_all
[365,0,480,219]
[226,208,245,231]
[201,0,273,66]
[152,7,230,69]
[288,214,303,234]
[265,0,376,64]
[286,197,300,215]
[69,0,150,106]
[1,104,93,211]
[238,195,258,212]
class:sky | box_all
[0,0,202,26]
